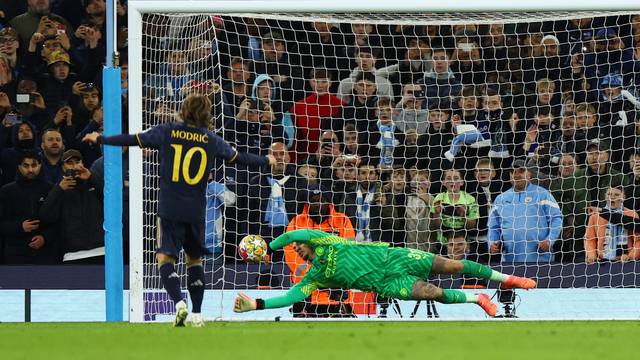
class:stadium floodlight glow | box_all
[127,0,640,322]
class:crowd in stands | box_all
[1,3,640,269]
[0,0,127,264]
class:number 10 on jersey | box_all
[170,144,207,185]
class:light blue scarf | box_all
[355,185,375,242]
[264,176,290,228]
[603,206,628,260]
[377,121,396,168]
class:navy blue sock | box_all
[187,265,205,313]
[159,263,183,304]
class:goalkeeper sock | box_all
[187,264,205,313]
[460,260,507,282]
[159,263,183,304]
[439,289,477,304]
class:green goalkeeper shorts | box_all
[378,248,435,300]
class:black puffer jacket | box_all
[39,176,104,255]
[0,170,58,264]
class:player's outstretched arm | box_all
[270,229,327,250]
[82,131,140,147]
[233,282,315,313]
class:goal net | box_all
[130,8,640,321]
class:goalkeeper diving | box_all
[234,229,537,316]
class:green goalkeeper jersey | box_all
[263,229,394,309]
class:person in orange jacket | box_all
[284,183,355,316]
[585,184,640,264]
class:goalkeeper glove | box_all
[234,292,265,312]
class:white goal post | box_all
[127,0,640,323]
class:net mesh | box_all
[138,11,640,320]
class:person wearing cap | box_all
[450,38,485,86]
[39,49,72,104]
[534,35,572,89]
[599,72,640,131]
[488,159,563,263]
[253,30,304,111]
[585,139,629,208]
[23,34,62,77]
[584,26,635,93]
[282,183,355,317]
[39,148,105,264]
[0,150,58,264]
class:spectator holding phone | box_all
[306,130,342,183]
[0,91,15,144]
[0,28,21,74]
[24,34,64,77]
[394,83,428,135]
[0,54,16,100]
[14,78,47,131]
[39,149,104,264]
[10,3,73,47]
[69,81,100,131]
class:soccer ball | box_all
[238,235,268,263]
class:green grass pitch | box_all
[2,321,637,359]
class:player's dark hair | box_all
[180,94,212,129]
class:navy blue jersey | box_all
[130,122,267,222]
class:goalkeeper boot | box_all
[190,313,205,328]
[174,300,188,327]
[476,293,497,317]
[502,275,537,290]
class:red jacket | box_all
[289,93,344,162]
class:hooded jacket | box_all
[0,120,38,185]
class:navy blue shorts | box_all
[156,217,208,259]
